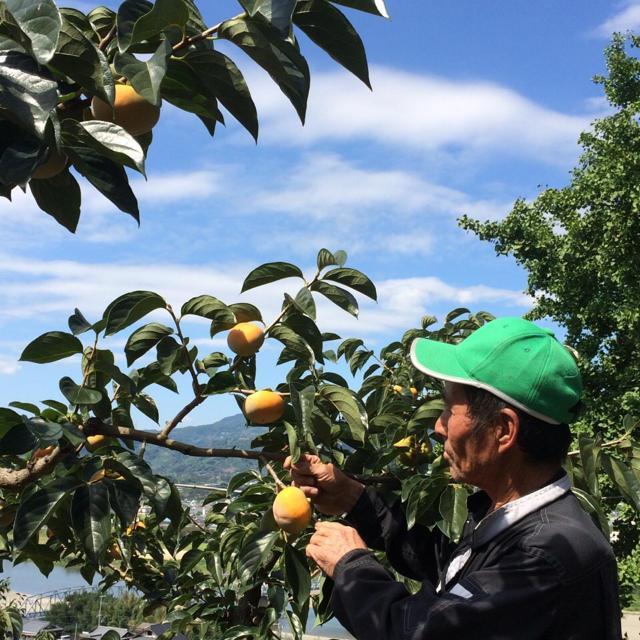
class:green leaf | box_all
[601,453,640,513]
[290,383,315,434]
[114,450,157,497]
[116,0,153,53]
[181,295,233,321]
[293,286,316,320]
[322,267,376,300]
[4,0,62,64]
[103,290,167,336]
[59,377,103,406]
[438,485,468,542]
[182,49,258,140]
[129,0,190,46]
[114,38,172,107]
[310,280,358,317]
[62,119,145,174]
[71,483,111,562]
[48,16,114,104]
[203,371,237,395]
[107,479,141,526]
[157,336,182,375]
[316,248,339,270]
[68,308,92,335]
[29,169,81,233]
[132,391,159,423]
[237,530,279,583]
[229,302,264,323]
[64,144,139,221]
[242,0,297,37]
[331,0,389,18]
[294,0,370,86]
[218,16,310,123]
[284,420,300,462]
[0,408,23,439]
[14,477,78,550]
[19,331,83,364]
[445,307,470,323]
[572,487,610,537]
[241,261,304,292]
[27,417,63,445]
[282,313,324,362]
[8,401,40,415]
[577,435,601,498]
[0,51,58,138]
[125,322,174,366]
[269,324,315,365]
[319,385,367,442]
[284,543,311,608]
[406,398,445,432]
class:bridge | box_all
[19,584,126,619]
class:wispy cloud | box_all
[245,66,593,166]
[593,1,640,37]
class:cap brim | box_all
[410,337,468,381]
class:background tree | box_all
[0,0,388,231]
[459,32,640,606]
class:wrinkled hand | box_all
[283,453,364,515]
[306,521,368,579]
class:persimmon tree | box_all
[1,249,640,639]
[0,0,388,231]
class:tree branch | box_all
[0,447,68,490]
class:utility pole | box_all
[97,594,104,627]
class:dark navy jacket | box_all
[331,474,622,639]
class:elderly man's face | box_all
[434,382,499,487]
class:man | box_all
[286,317,622,639]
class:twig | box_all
[260,457,286,491]
[567,434,630,457]
[159,395,206,440]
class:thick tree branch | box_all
[0,447,68,490]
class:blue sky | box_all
[0,0,637,427]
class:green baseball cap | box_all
[410,317,582,424]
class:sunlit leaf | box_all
[19,331,83,364]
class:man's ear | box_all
[495,407,519,452]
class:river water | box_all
[2,562,352,638]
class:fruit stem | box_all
[261,458,286,491]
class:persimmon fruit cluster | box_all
[244,390,285,424]
[227,322,265,357]
[91,84,161,136]
[272,486,312,534]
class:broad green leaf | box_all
[572,487,610,537]
[322,267,376,300]
[130,0,190,46]
[132,391,159,423]
[182,49,258,140]
[8,401,40,415]
[229,302,264,323]
[316,248,339,270]
[41,399,68,414]
[64,144,139,221]
[68,308,92,335]
[284,543,311,608]
[125,322,174,366]
[4,0,61,64]
[294,286,316,319]
[311,280,358,316]
[0,423,37,454]
[148,475,172,517]
[242,0,297,37]
[114,38,172,107]
[601,453,640,513]
[19,331,83,364]
[294,0,370,86]
[218,16,310,123]
[269,324,315,365]
[337,337,363,361]
[199,351,230,369]
[577,435,601,498]
[26,417,63,445]
[59,377,103,406]
[157,335,182,375]
[107,478,141,526]
[181,295,233,320]
[114,450,157,497]
[204,371,237,395]
[48,16,114,104]
[103,290,167,336]
[438,485,468,542]
[241,261,304,292]
[62,119,145,174]
[0,52,58,138]
[406,398,445,432]
[284,420,300,463]
[445,307,470,323]
[237,530,279,583]
[161,57,222,132]
[14,477,79,550]
[290,383,315,434]
[116,0,153,53]
[0,408,22,440]
[282,313,323,362]
[87,5,117,40]
[331,0,389,18]
[29,169,81,233]
[71,483,111,562]
[0,122,43,187]
[319,385,367,442]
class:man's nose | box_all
[434,414,446,438]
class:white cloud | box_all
[246,66,593,166]
[593,2,640,37]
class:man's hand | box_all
[306,522,368,579]
[283,453,364,515]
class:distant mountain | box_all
[141,414,268,489]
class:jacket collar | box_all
[468,472,571,548]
